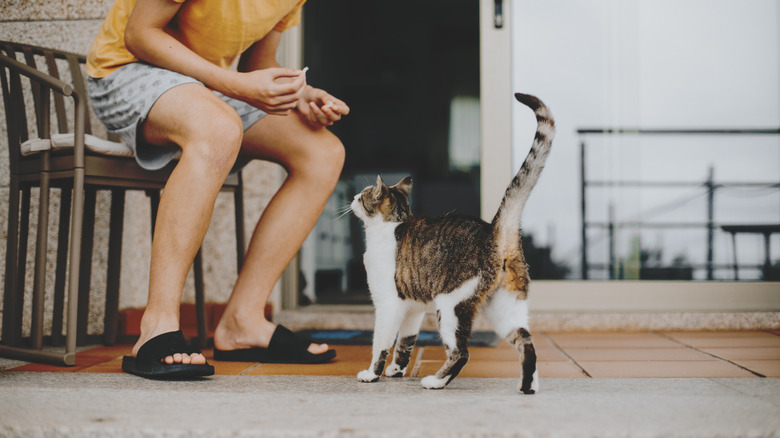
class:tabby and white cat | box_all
[351,93,554,393]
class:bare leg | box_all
[132,84,245,365]
[213,111,345,353]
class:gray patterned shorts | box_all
[87,62,266,171]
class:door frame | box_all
[281,1,780,314]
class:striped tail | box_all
[492,93,555,249]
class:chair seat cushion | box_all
[21,133,134,157]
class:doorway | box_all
[299,0,481,305]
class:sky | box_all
[510,0,780,279]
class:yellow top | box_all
[87,0,306,78]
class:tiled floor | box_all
[7,330,780,378]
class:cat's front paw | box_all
[357,369,380,383]
[385,363,406,378]
[421,375,448,389]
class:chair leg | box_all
[103,189,125,345]
[63,170,86,366]
[2,180,21,346]
[51,188,72,347]
[13,186,32,345]
[31,173,52,350]
[234,172,246,270]
[193,249,207,348]
[76,187,97,346]
[146,189,160,237]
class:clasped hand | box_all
[236,67,349,129]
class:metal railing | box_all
[578,128,780,280]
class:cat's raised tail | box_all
[492,93,555,249]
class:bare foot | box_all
[214,317,328,354]
[133,318,207,365]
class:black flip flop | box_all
[122,330,215,379]
[213,325,337,364]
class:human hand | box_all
[234,67,307,115]
[296,85,350,129]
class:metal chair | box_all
[0,41,246,366]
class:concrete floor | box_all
[2,330,780,437]
[0,373,779,437]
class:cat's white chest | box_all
[363,222,400,300]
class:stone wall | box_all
[0,1,286,337]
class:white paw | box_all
[421,375,448,389]
[385,363,406,377]
[357,369,380,383]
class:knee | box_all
[295,133,345,184]
[182,110,244,175]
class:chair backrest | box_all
[0,41,92,175]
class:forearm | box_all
[237,31,283,72]
[124,0,241,96]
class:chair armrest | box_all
[0,51,86,168]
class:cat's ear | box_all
[372,175,388,199]
[394,176,413,197]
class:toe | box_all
[307,343,329,354]
[172,353,183,364]
[191,353,207,365]
[181,353,192,364]
[164,355,175,365]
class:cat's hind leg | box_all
[358,298,406,383]
[421,279,480,389]
[483,288,538,394]
[385,305,426,378]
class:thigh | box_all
[238,111,344,173]
[143,83,243,150]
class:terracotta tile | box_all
[700,347,780,361]
[8,345,129,372]
[212,361,259,375]
[245,361,366,377]
[324,345,373,362]
[415,360,444,377]
[243,346,418,377]
[579,360,757,378]
[546,332,679,349]
[537,361,589,378]
[414,360,584,379]
[419,344,566,362]
[731,360,780,377]
[564,348,713,362]
[421,346,447,360]
[662,331,780,348]
[78,357,124,373]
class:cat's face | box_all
[352,175,413,224]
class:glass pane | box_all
[300,0,480,304]
[512,0,780,281]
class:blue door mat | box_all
[296,330,500,347]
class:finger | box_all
[268,66,303,79]
[309,102,331,126]
[270,74,306,97]
[320,104,342,122]
[323,99,349,116]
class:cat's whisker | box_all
[333,204,353,220]
[335,207,353,221]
